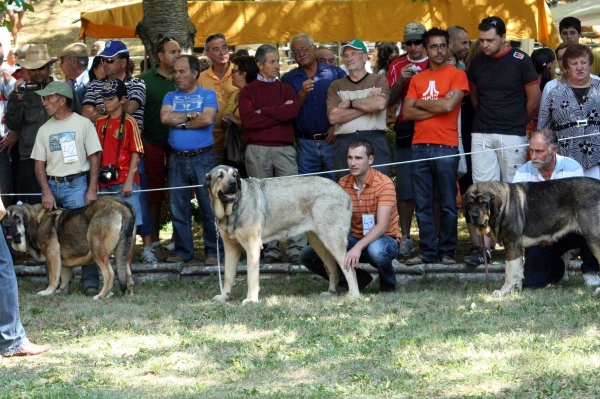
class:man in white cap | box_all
[30,81,103,296]
[5,44,59,204]
[327,38,391,179]
[58,42,89,103]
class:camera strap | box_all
[101,111,127,170]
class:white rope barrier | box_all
[2,130,598,197]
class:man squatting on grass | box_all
[300,139,401,293]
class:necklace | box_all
[570,85,591,110]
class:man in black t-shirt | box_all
[464,16,540,266]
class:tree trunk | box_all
[136,0,196,65]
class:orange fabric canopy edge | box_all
[77,0,560,49]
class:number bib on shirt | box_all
[362,214,375,235]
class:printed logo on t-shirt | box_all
[173,94,204,111]
[422,81,439,100]
[513,52,525,60]
[49,131,76,152]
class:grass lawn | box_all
[2,274,600,398]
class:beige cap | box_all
[58,42,88,58]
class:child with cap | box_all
[95,79,145,227]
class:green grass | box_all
[2,275,600,398]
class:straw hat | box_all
[17,44,57,69]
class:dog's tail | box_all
[114,202,136,294]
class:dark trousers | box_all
[523,233,580,288]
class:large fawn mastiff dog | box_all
[205,165,359,304]
[464,178,600,297]
[3,196,136,299]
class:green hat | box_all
[35,81,73,100]
[339,39,367,55]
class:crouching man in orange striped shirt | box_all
[300,139,401,292]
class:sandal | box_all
[440,256,456,265]
[405,255,429,266]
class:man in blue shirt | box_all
[282,33,346,180]
[160,55,222,264]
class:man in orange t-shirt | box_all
[299,139,401,292]
[403,27,469,266]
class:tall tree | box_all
[135,0,196,65]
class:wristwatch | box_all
[186,112,192,121]
[349,99,355,108]
[179,122,187,130]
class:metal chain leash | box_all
[215,219,224,296]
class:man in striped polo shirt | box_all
[300,139,401,292]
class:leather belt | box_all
[555,119,600,131]
[298,133,327,141]
[171,145,213,158]
[47,172,86,183]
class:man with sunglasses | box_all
[82,40,157,266]
[386,22,429,260]
[282,33,346,183]
[139,36,181,256]
[198,33,238,166]
[402,27,469,266]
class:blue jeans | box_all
[0,148,13,207]
[100,182,143,226]
[296,138,335,181]
[0,232,27,356]
[300,235,398,291]
[411,144,459,262]
[136,158,153,237]
[46,175,99,290]
[168,151,222,262]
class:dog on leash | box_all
[204,165,359,304]
[3,196,136,299]
[463,177,600,296]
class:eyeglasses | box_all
[405,40,423,47]
[291,46,313,57]
[100,57,117,64]
[231,69,241,74]
[428,44,448,51]
[342,51,365,60]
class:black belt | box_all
[298,133,327,141]
[555,120,600,131]
[171,145,213,158]
[47,172,86,183]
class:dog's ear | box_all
[204,172,212,196]
[489,193,503,217]
[235,169,242,190]
[23,207,39,238]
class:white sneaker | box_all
[398,237,413,258]
[583,272,600,287]
[560,252,572,282]
[141,246,158,265]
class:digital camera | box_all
[99,164,118,185]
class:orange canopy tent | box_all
[77,0,560,48]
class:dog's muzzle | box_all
[5,232,21,244]
[218,188,237,204]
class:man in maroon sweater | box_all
[238,43,305,264]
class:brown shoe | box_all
[204,256,218,266]
[3,342,51,357]
[166,255,186,263]
[440,256,456,265]
[405,255,430,266]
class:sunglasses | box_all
[160,36,175,46]
[405,40,423,46]
[100,57,118,64]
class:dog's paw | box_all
[55,288,69,295]
[594,287,600,295]
[242,298,259,305]
[491,289,506,297]
[347,290,361,298]
[92,292,113,300]
[319,290,337,297]
[37,289,55,296]
[213,294,230,302]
